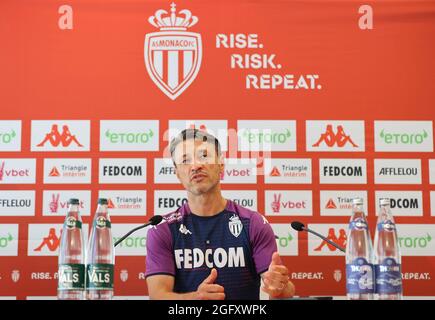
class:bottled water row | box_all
[346,198,403,300]
[58,198,114,300]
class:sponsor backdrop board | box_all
[0,1,435,299]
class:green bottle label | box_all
[94,216,111,229]
[58,264,85,290]
[64,217,82,229]
[86,264,114,290]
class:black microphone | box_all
[291,221,346,253]
[114,215,163,247]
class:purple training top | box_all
[145,200,277,300]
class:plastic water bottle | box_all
[58,198,85,300]
[374,198,403,300]
[86,198,114,300]
[345,198,374,300]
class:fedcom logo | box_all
[396,225,435,256]
[0,121,21,151]
[100,120,159,151]
[0,224,19,256]
[375,121,433,152]
[99,158,147,184]
[154,190,187,214]
[375,191,422,216]
[319,159,367,184]
[144,3,202,100]
[237,120,296,151]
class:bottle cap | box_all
[98,198,108,205]
[68,198,80,205]
[352,198,363,205]
[379,198,390,206]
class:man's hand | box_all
[196,268,225,300]
[261,252,295,299]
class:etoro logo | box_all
[374,121,433,152]
[100,121,159,151]
[271,224,298,256]
[144,3,202,100]
[396,225,435,256]
[0,224,18,256]
[112,224,148,256]
[306,121,365,152]
[0,121,21,151]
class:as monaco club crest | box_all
[144,3,202,100]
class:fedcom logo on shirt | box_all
[319,159,367,184]
[375,191,423,216]
[99,158,147,184]
[374,121,433,152]
[31,120,90,152]
[374,159,422,184]
[0,191,35,216]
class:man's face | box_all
[173,139,223,196]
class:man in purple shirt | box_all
[145,129,295,300]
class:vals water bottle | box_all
[345,198,374,300]
[86,198,114,300]
[58,198,85,300]
[374,198,403,300]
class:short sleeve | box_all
[145,222,176,278]
[249,213,277,274]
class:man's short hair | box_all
[169,129,222,165]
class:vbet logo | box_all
[0,121,21,151]
[168,120,228,151]
[319,158,367,184]
[43,158,91,184]
[42,190,91,216]
[154,158,178,184]
[265,190,312,216]
[270,224,298,256]
[238,120,296,151]
[28,224,89,256]
[100,120,159,151]
[154,190,187,215]
[306,120,365,152]
[98,190,147,216]
[375,191,422,216]
[99,158,147,184]
[0,191,35,216]
[112,224,147,256]
[374,159,422,185]
[144,2,202,100]
[31,120,90,151]
[221,190,257,211]
[221,158,257,184]
[0,159,36,184]
[396,224,435,256]
[374,121,433,152]
[308,224,347,256]
[0,224,19,256]
[320,190,368,216]
[264,158,311,184]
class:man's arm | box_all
[147,268,226,300]
[261,252,295,299]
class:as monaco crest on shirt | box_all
[144,3,202,100]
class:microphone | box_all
[114,215,163,247]
[291,221,346,253]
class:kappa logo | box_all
[34,228,61,252]
[229,214,243,238]
[314,228,347,252]
[144,3,202,100]
[37,124,84,148]
[179,224,192,235]
[312,125,358,148]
